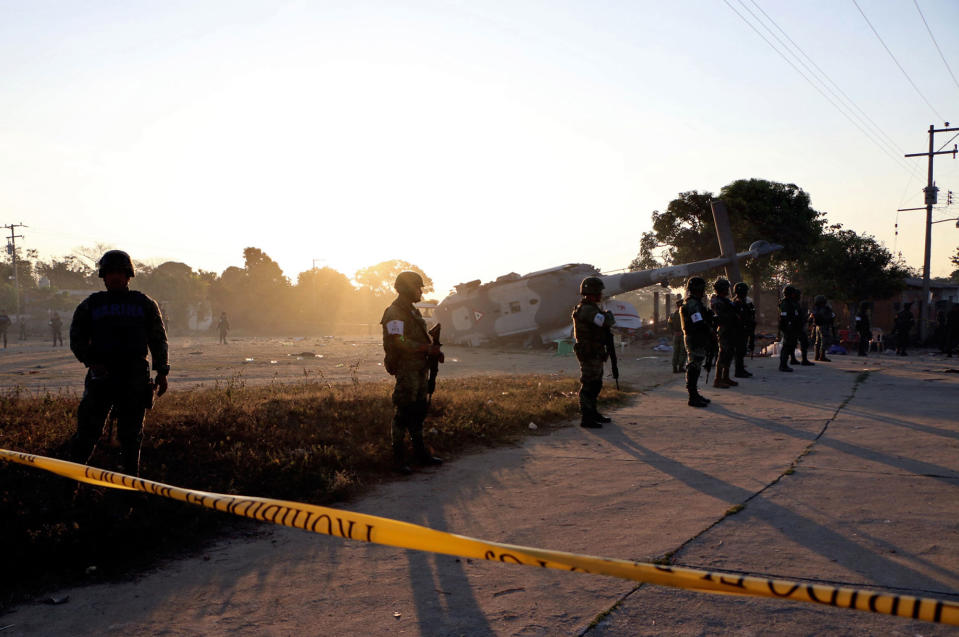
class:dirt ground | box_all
[0,333,674,392]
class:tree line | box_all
[0,247,433,335]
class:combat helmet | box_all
[579,276,604,295]
[713,278,731,293]
[394,271,424,296]
[686,276,706,294]
[733,281,749,297]
[782,284,799,299]
[97,250,135,278]
[814,294,826,305]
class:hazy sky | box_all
[2,0,958,296]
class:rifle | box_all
[704,344,717,384]
[605,326,620,390]
[426,323,444,406]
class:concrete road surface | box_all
[3,352,959,636]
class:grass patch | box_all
[0,375,630,608]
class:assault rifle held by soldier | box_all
[426,323,444,406]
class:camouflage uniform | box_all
[680,289,715,407]
[70,289,169,473]
[709,291,739,387]
[381,296,434,468]
[50,312,64,346]
[778,293,803,371]
[731,291,755,377]
[217,312,230,344]
[893,306,915,355]
[811,302,835,361]
[572,299,614,424]
[0,312,10,349]
[667,307,685,373]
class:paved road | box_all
[4,353,959,635]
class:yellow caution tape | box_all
[3,447,958,626]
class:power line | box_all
[723,0,917,172]
[913,0,959,93]
[747,0,910,161]
[852,0,947,123]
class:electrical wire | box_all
[748,0,910,161]
[913,0,959,93]
[852,0,947,123]
[723,0,917,173]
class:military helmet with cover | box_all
[579,276,604,295]
[814,294,826,305]
[394,271,424,296]
[686,276,706,293]
[733,281,749,296]
[713,278,731,293]
[782,284,799,299]
[97,250,135,278]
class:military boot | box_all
[779,351,794,372]
[411,402,443,466]
[119,446,141,477]
[722,367,738,386]
[687,369,709,407]
[391,409,413,475]
[819,354,831,362]
[734,364,753,378]
[713,367,731,388]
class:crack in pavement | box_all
[580,370,872,636]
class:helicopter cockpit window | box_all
[509,301,521,313]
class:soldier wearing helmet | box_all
[381,270,443,473]
[680,276,716,408]
[709,277,740,389]
[892,302,915,356]
[777,284,806,371]
[811,295,835,362]
[68,250,169,475]
[572,276,615,427]
[666,296,686,374]
[731,282,755,377]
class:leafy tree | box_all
[950,247,959,282]
[134,262,210,334]
[36,256,96,290]
[632,179,825,309]
[799,225,908,329]
[295,267,355,328]
[354,260,434,297]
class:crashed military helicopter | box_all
[432,201,782,346]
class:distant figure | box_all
[667,297,685,374]
[49,312,64,347]
[946,304,959,358]
[217,312,230,344]
[855,301,872,357]
[69,250,169,476]
[709,278,740,388]
[731,282,755,377]
[778,284,806,371]
[892,303,915,356]
[381,271,443,474]
[572,276,615,427]
[0,310,10,349]
[680,276,715,408]
[811,295,834,362]
[18,317,27,341]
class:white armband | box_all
[691,312,703,323]
[386,320,404,335]
[781,312,787,316]
[592,313,606,327]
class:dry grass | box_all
[0,374,630,607]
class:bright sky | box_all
[2,0,958,296]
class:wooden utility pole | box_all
[904,124,958,343]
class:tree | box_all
[36,256,96,290]
[354,260,434,297]
[632,179,826,309]
[134,262,210,334]
[294,266,355,328]
[950,247,959,282]
[800,225,908,329]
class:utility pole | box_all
[3,223,27,325]
[904,124,958,343]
